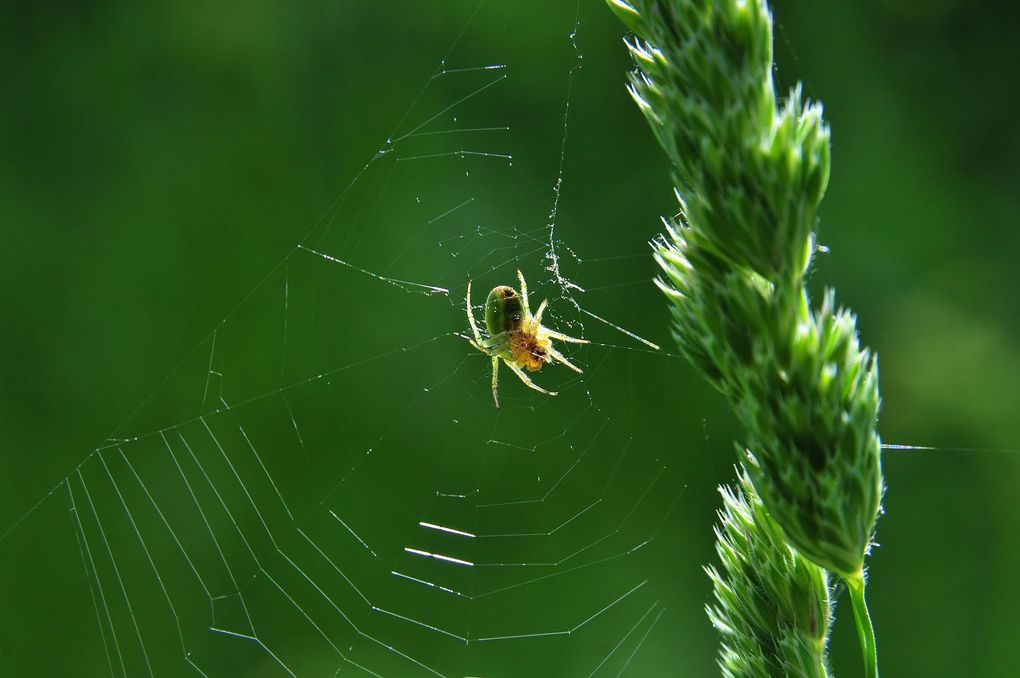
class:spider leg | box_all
[477,332,507,351]
[508,361,558,397]
[466,280,483,343]
[516,269,531,317]
[532,299,548,330]
[548,346,583,374]
[546,329,589,344]
[491,356,501,408]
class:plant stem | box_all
[846,572,879,678]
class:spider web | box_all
[0,2,700,676]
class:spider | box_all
[466,270,588,407]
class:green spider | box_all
[466,270,588,407]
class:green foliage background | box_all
[1,1,1018,675]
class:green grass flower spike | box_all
[708,471,831,678]
[605,1,885,675]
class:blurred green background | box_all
[1,1,1018,676]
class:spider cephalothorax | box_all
[510,331,549,371]
[466,270,588,407]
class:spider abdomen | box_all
[484,286,524,335]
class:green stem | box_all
[846,572,879,678]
